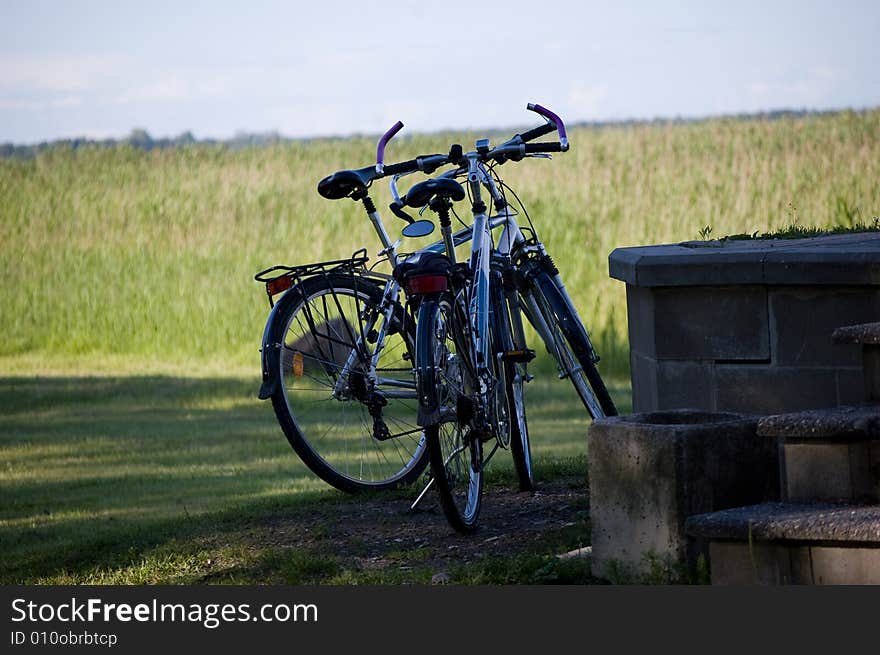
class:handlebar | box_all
[517,120,557,143]
[376,120,404,175]
[319,103,569,201]
[383,153,448,177]
[526,103,568,151]
[379,102,567,175]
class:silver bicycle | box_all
[255,104,616,530]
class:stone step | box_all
[757,405,880,502]
[586,410,778,581]
[757,403,880,440]
[685,502,880,584]
[832,321,880,345]
[832,322,880,401]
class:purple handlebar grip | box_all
[526,103,568,149]
[376,120,404,173]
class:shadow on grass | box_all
[1,374,626,583]
[1,375,326,581]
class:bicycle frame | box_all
[359,162,589,400]
[302,121,605,421]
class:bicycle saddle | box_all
[317,169,370,200]
[404,178,465,208]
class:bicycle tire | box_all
[495,283,533,491]
[530,275,618,419]
[417,294,483,533]
[268,273,429,492]
[506,359,533,491]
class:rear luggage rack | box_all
[254,248,373,307]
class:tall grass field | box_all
[2,110,878,377]
[2,109,879,583]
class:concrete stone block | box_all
[848,442,876,503]
[769,287,880,367]
[783,441,880,503]
[656,360,715,411]
[871,442,880,498]
[629,351,658,413]
[652,286,769,360]
[863,345,880,401]
[625,284,656,359]
[809,547,880,585]
[763,248,880,286]
[708,542,797,585]
[715,365,838,414]
[609,234,880,288]
[709,542,880,585]
[587,410,777,581]
[783,443,853,501]
[686,501,880,544]
[789,545,814,584]
[837,369,868,406]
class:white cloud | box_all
[0,95,83,112]
[746,64,850,110]
[52,95,83,108]
[567,82,608,119]
[0,55,127,92]
[113,74,191,104]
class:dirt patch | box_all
[227,475,590,580]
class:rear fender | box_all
[257,295,293,400]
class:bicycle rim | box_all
[273,276,427,491]
[530,284,615,419]
[507,361,533,490]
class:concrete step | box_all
[686,502,880,584]
[832,322,880,401]
[757,405,880,502]
[832,321,880,345]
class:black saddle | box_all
[317,169,371,200]
[404,178,465,208]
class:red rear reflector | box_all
[267,275,293,296]
[406,275,448,295]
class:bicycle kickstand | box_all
[409,476,436,512]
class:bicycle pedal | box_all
[500,348,536,363]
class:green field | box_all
[2,110,879,583]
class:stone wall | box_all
[609,233,880,414]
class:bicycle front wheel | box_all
[529,275,618,419]
[506,359,533,491]
[417,294,483,533]
[268,273,428,492]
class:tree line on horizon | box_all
[0,107,864,159]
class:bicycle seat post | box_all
[430,197,457,265]
[353,188,398,264]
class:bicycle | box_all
[255,104,617,531]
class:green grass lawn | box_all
[0,354,631,584]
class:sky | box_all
[1,0,879,143]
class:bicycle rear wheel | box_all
[268,273,428,492]
[417,294,483,533]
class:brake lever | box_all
[389,200,415,225]
[525,153,553,159]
